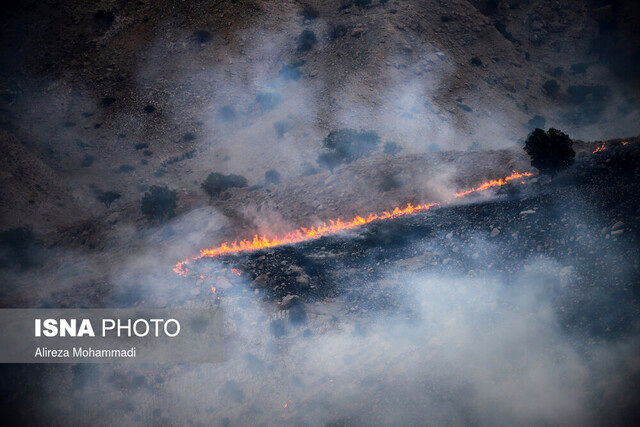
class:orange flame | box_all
[593,143,606,153]
[453,171,533,198]
[231,268,242,276]
[172,171,534,276]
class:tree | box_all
[523,128,575,175]
[141,186,178,222]
[97,191,121,208]
[201,173,248,199]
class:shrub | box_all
[279,62,303,81]
[317,129,381,170]
[193,29,212,44]
[329,24,348,40]
[265,170,281,184]
[297,29,317,52]
[117,164,135,173]
[256,92,282,110]
[470,57,483,66]
[81,155,95,167]
[201,173,248,198]
[0,226,42,270]
[300,6,319,21]
[543,79,559,97]
[94,10,114,28]
[383,141,401,155]
[97,191,121,208]
[523,128,575,175]
[141,186,178,221]
[183,132,197,142]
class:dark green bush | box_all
[383,141,401,155]
[297,30,317,52]
[543,79,559,97]
[141,186,178,221]
[0,226,42,270]
[265,170,281,184]
[201,173,248,198]
[523,128,575,175]
[317,129,381,170]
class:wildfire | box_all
[453,171,533,198]
[593,143,606,153]
[173,171,534,276]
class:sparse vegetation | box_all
[543,79,559,97]
[383,141,401,155]
[94,10,114,28]
[182,132,197,142]
[193,29,212,43]
[201,173,248,198]
[117,164,135,173]
[101,97,116,107]
[141,186,178,222]
[523,128,575,175]
[218,106,237,122]
[265,170,281,184]
[97,191,121,208]
[256,92,282,110]
[297,29,317,52]
[279,62,303,80]
[162,150,196,166]
[317,129,381,170]
[0,226,42,270]
[300,6,319,21]
[81,155,95,167]
[340,0,372,9]
[329,24,348,40]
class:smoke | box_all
[16,225,637,425]
[2,2,640,425]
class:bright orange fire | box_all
[453,171,533,198]
[593,143,606,153]
[173,171,534,276]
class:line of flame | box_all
[173,171,533,276]
[593,143,606,154]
